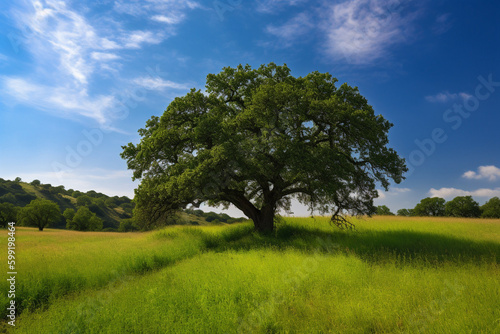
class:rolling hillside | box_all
[0,178,246,230]
[0,178,134,229]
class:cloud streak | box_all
[429,187,500,199]
[132,77,190,91]
[256,0,306,13]
[266,13,313,44]
[114,0,199,21]
[377,187,411,199]
[425,91,472,103]
[2,77,114,124]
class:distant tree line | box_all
[184,209,247,225]
[376,196,500,218]
[118,209,248,232]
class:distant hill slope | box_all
[0,178,246,230]
[0,178,133,229]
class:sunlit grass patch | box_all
[0,227,205,318]
[2,216,500,333]
[15,248,500,333]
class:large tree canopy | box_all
[121,63,407,232]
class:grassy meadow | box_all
[2,216,499,333]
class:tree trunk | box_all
[221,189,276,233]
[253,205,275,233]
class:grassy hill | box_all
[0,178,134,229]
[2,216,499,333]
[0,178,246,230]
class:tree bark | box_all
[221,189,276,233]
[253,205,275,233]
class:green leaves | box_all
[414,197,446,217]
[17,198,60,231]
[0,202,19,227]
[65,206,103,231]
[122,63,407,231]
[445,196,481,218]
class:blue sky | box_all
[0,0,499,216]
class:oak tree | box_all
[0,203,19,228]
[376,205,394,216]
[413,197,446,217]
[445,196,481,218]
[66,206,103,231]
[481,197,500,218]
[121,63,406,232]
[17,199,60,231]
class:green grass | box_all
[3,216,500,333]
[0,226,210,318]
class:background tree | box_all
[413,197,445,216]
[30,179,41,186]
[17,199,60,231]
[76,195,93,207]
[376,205,394,215]
[0,203,19,228]
[0,193,16,204]
[122,63,407,232]
[118,218,140,232]
[72,191,83,198]
[480,197,500,218]
[445,196,481,217]
[63,208,76,224]
[105,197,118,208]
[66,206,103,231]
[396,208,413,217]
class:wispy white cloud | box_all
[429,187,500,199]
[321,0,419,64]
[463,165,500,182]
[152,14,184,24]
[2,0,198,126]
[392,188,411,193]
[121,30,164,49]
[377,187,411,199]
[425,91,472,103]
[256,0,306,13]
[114,0,199,21]
[263,0,421,64]
[91,52,120,61]
[433,13,452,35]
[113,1,147,16]
[2,76,114,124]
[266,12,313,44]
[132,77,190,91]
[16,0,130,85]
